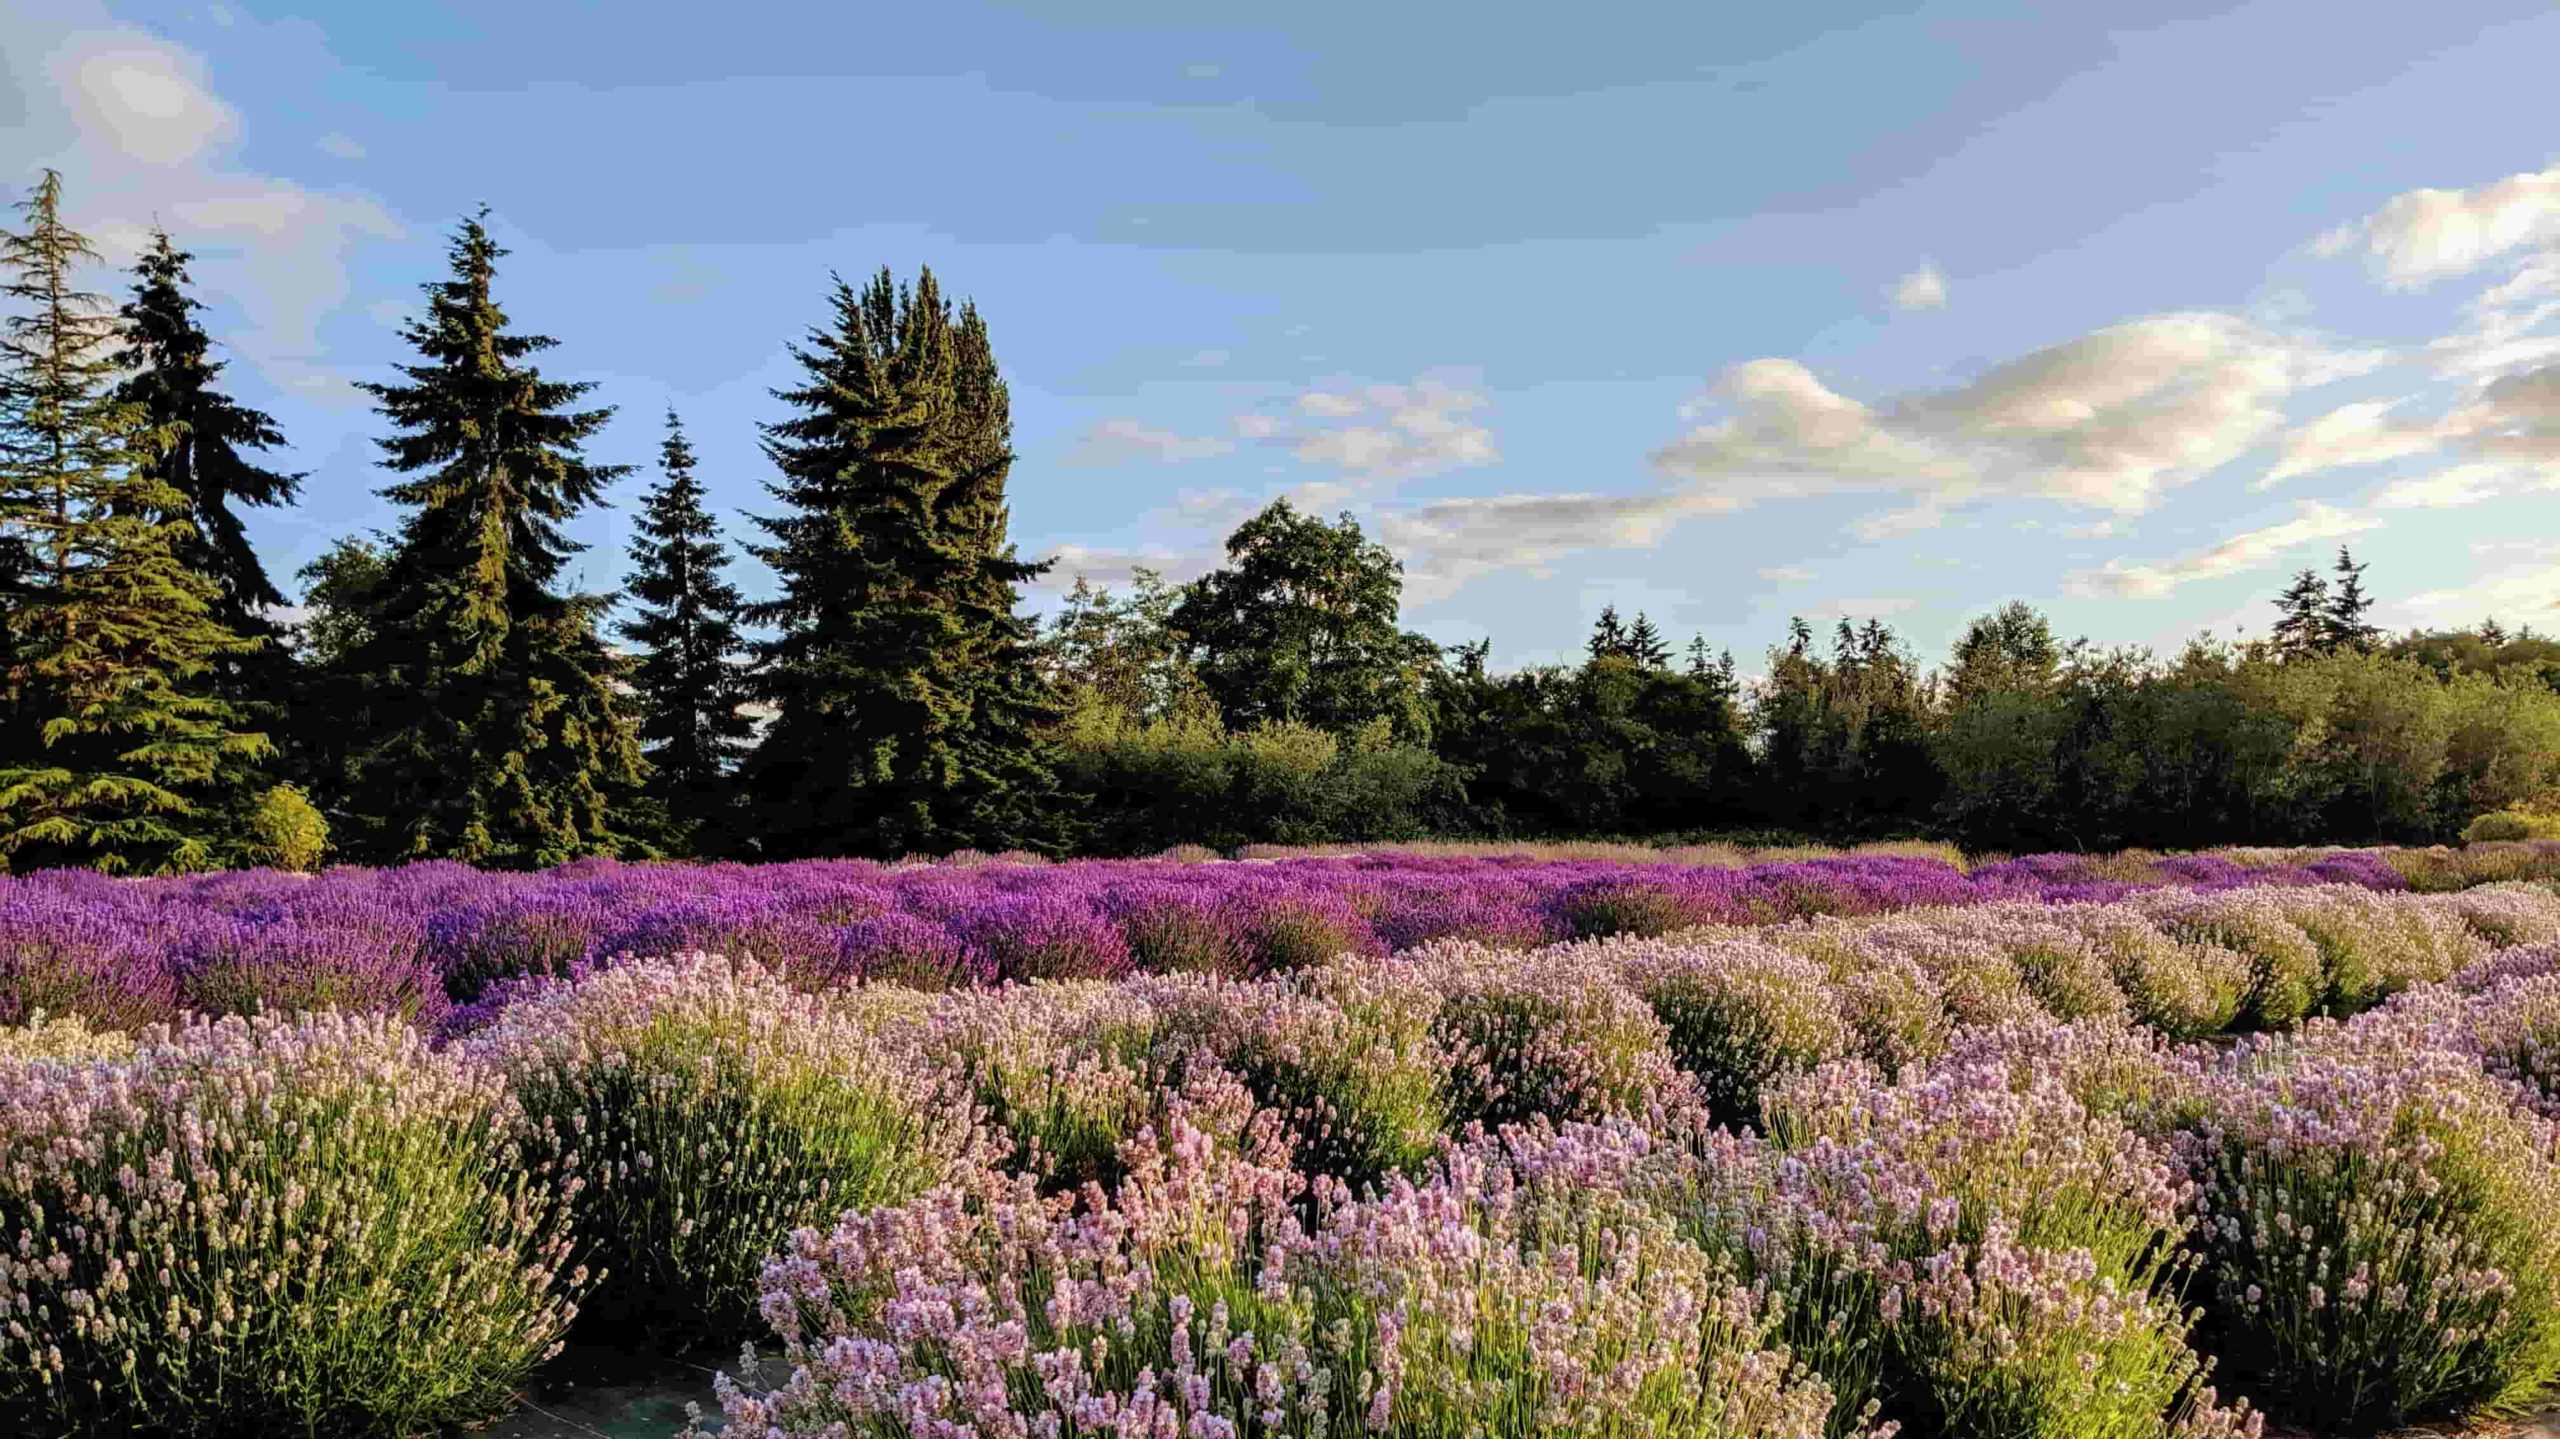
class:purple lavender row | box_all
[0,845,2522,1033]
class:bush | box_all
[1397,945,1696,1131]
[2184,1046,2560,1431]
[0,1012,584,1436]
[2465,809,2560,843]
[469,953,983,1342]
[1885,1224,2253,1439]
[2151,891,2325,1029]
[1611,935,1855,1127]
[1150,968,1449,1191]
[917,982,1182,1191]
[2064,910,2250,1040]
[702,1109,1322,1439]
[242,782,330,871]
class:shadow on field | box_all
[456,1344,733,1439]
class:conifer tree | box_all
[744,268,1064,859]
[1587,605,1628,662]
[336,213,644,866]
[2271,567,2331,660]
[2325,546,2377,653]
[1626,611,1671,669]
[0,171,273,872]
[618,410,751,850]
[115,231,300,646]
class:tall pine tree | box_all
[0,171,273,872]
[744,268,1063,859]
[115,231,301,646]
[1625,612,1671,668]
[336,213,644,866]
[2271,568,2331,661]
[618,409,751,851]
[2325,546,2377,653]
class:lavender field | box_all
[13,845,2560,1438]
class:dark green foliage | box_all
[0,171,273,873]
[1945,601,2062,708]
[1752,617,1939,835]
[743,268,1064,859]
[2326,546,2377,654]
[619,411,752,853]
[1587,605,1627,662]
[329,215,645,867]
[2271,567,2333,661]
[114,231,300,642]
[1169,500,1440,738]
[1428,637,1751,838]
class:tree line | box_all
[4,171,2554,872]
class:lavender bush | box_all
[467,953,982,1341]
[2184,1043,2560,1430]
[0,1012,585,1436]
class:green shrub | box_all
[0,1012,584,1436]
[1400,947,1694,1131]
[1612,936,1855,1128]
[1151,969,1449,1192]
[2153,892,2324,1029]
[470,954,983,1342]
[2186,1047,2560,1431]
[2465,810,2560,843]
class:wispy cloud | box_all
[2,11,404,401]
[2063,502,2378,600]
[2317,164,2560,288]
[1653,313,2374,519]
[1067,417,1236,465]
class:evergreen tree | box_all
[0,171,273,872]
[743,268,1064,859]
[2325,546,2377,653]
[1586,605,1628,662]
[335,213,644,866]
[115,231,301,645]
[2271,567,2332,660]
[1626,611,1671,669]
[618,410,752,849]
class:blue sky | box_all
[6,0,2558,671]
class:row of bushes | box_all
[12,879,2560,1434]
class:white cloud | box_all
[1889,263,1948,312]
[2319,165,2560,288]
[2,14,403,400]
[1654,312,2364,521]
[1237,375,1500,486]
[316,131,364,160]
[1757,565,1815,582]
[56,33,238,165]
[2262,397,2455,485]
[1376,489,1719,602]
[2271,355,2560,499]
[1067,417,1235,466]
[2062,502,2378,600]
